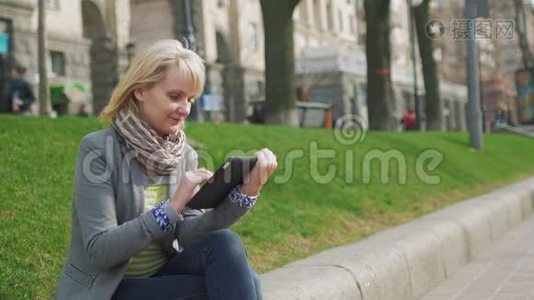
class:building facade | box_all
[127,0,473,129]
[130,0,265,122]
[0,0,132,115]
[0,0,92,113]
[6,0,530,128]
[294,0,468,130]
[432,0,534,127]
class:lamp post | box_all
[182,0,196,50]
[465,0,483,149]
[407,0,422,130]
[182,0,203,121]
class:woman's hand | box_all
[171,168,213,213]
[241,148,278,196]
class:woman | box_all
[55,39,277,300]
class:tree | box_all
[413,0,443,130]
[513,0,534,69]
[260,0,301,125]
[364,0,395,130]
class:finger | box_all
[250,151,266,185]
[193,168,213,178]
[195,168,212,174]
[188,169,213,184]
[264,149,278,173]
[263,150,277,178]
[199,169,213,177]
[257,151,270,185]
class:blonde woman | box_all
[55,39,276,300]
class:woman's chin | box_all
[169,122,184,133]
[155,123,183,136]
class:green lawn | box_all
[1,115,534,299]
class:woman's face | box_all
[134,65,196,136]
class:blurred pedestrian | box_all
[76,103,89,117]
[4,64,35,115]
[402,108,416,131]
[52,92,70,116]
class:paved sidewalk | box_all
[422,217,534,300]
[494,124,534,138]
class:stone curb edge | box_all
[260,177,534,300]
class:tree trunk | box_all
[514,0,534,69]
[260,0,300,125]
[364,0,395,130]
[413,0,443,130]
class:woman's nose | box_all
[176,100,191,116]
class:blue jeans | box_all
[112,229,262,300]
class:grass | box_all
[1,115,534,299]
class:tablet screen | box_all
[187,156,257,209]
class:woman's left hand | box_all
[240,148,278,196]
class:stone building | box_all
[130,0,266,122]
[6,0,528,128]
[432,0,534,127]
[0,0,131,115]
[295,0,468,130]
[293,0,363,126]
[128,0,475,129]
[82,0,131,114]
[0,0,91,113]
[483,0,534,125]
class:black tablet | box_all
[187,156,258,209]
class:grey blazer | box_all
[55,128,251,300]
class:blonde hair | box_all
[100,39,205,121]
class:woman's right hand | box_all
[171,168,213,213]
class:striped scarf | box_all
[112,108,186,175]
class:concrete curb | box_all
[260,177,534,300]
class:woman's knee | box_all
[207,229,246,259]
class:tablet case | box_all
[187,156,258,209]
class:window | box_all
[313,0,322,31]
[50,51,65,76]
[247,22,258,51]
[217,0,228,8]
[349,16,355,35]
[326,1,334,32]
[45,0,60,9]
[257,81,264,97]
[299,1,309,25]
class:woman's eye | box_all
[169,94,181,102]
[187,98,196,104]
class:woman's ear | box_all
[133,86,145,102]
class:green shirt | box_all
[125,184,170,278]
